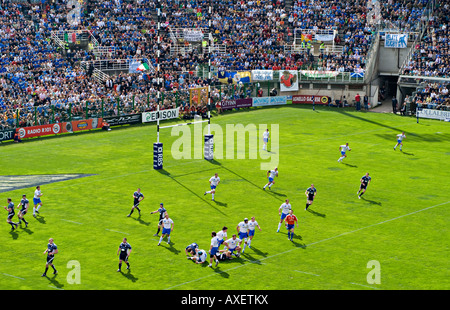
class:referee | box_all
[151,203,166,236]
[42,238,58,277]
[117,237,132,272]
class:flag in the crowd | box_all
[218,71,251,84]
[301,34,313,42]
[136,63,150,71]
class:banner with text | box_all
[385,34,408,48]
[17,123,62,139]
[252,96,288,107]
[142,108,180,123]
[417,108,450,121]
[292,95,330,105]
[251,70,273,81]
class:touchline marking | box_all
[60,219,83,225]
[350,282,380,290]
[164,200,449,290]
[294,270,320,277]
[1,273,25,281]
[105,229,129,235]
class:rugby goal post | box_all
[153,87,214,170]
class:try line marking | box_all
[164,200,449,290]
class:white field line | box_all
[163,200,449,290]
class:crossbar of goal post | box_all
[153,87,214,170]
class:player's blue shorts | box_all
[249,229,255,237]
[210,247,219,256]
[287,224,295,230]
[268,177,274,182]
[281,212,288,220]
[263,138,268,143]
[341,151,346,156]
[210,185,216,190]
[162,228,171,235]
[397,139,402,143]
[33,198,41,205]
[238,232,248,240]
[228,247,237,254]
[218,239,224,246]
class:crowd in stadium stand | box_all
[413,82,450,110]
[400,1,449,77]
[0,0,448,132]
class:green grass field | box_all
[0,105,449,291]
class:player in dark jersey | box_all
[127,188,144,217]
[150,203,166,236]
[357,173,371,199]
[17,194,29,227]
[42,238,58,277]
[185,242,199,257]
[4,198,18,231]
[117,237,132,272]
[305,184,317,210]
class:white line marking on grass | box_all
[1,273,25,281]
[294,270,320,276]
[349,282,380,290]
[105,229,129,235]
[60,219,83,225]
[164,200,449,290]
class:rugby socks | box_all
[211,193,215,200]
[306,203,310,210]
[263,184,268,189]
[359,191,364,197]
[277,223,281,232]
[118,263,122,271]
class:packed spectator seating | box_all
[0,0,447,133]
[413,82,450,110]
[400,1,449,77]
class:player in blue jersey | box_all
[42,238,58,276]
[337,143,351,163]
[4,198,18,231]
[127,188,145,217]
[117,237,132,272]
[17,194,29,227]
[305,184,317,210]
[185,242,199,257]
[357,173,371,199]
[151,203,166,236]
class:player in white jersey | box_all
[216,226,228,249]
[394,132,406,151]
[337,143,351,163]
[277,199,292,232]
[190,248,208,265]
[263,167,278,190]
[224,234,242,259]
[262,129,270,151]
[247,216,261,249]
[33,185,43,217]
[158,213,174,246]
[209,232,220,267]
[204,173,220,201]
[236,218,250,253]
